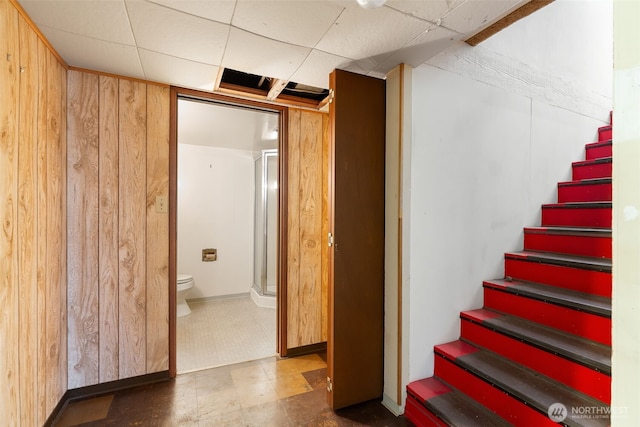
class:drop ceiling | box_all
[18,0,530,96]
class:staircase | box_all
[405,116,613,426]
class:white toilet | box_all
[177,274,195,317]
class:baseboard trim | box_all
[382,392,404,416]
[44,371,170,427]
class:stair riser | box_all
[434,356,556,426]
[541,206,611,228]
[557,182,612,203]
[599,127,612,141]
[523,233,612,258]
[461,320,611,403]
[504,258,611,297]
[586,143,612,160]
[483,288,611,345]
[405,395,448,427]
[572,162,612,180]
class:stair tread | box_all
[524,226,611,237]
[586,139,612,148]
[463,308,611,374]
[505,251,611,272]
[409,378,511,427]
[437,342,610,426]
[543,201,612,208]
[484,278,611,317]
[558,178,612,187]
[573,157,612,166]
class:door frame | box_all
[168,87,289,377]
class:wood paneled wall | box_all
[1,1,68,425]
[67,70,170,388]
[287,109,329,348]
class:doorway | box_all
[172,93,284,374]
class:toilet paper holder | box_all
[202,248,217,262]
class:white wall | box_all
[177,144,255,298]
[612,1,640,424]
[405,0,613,384]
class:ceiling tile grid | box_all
[16,0,530,95]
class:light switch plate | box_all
[155,195,168,213]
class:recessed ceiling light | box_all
[356,0,386,9]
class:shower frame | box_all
[255,149,278,296]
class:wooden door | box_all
[327,69,386,409]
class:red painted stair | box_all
[406,116,612,426]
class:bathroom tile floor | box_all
[53,353,412,426]
[177,296,276,373]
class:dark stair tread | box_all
[524,226,611,238]
[484,278,611,317]
[505,251,611,273]
[558,178,612,187]
[586,139,612,148]
[424,383,511,426]
[543,201,612,209]
[437,343,610,427]
[463,308,611,374]
[572,157,612,167]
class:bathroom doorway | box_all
[173,94,283,374]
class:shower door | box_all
[254,150,278,296]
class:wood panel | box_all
[67,70,100,388]
[98,75,120,383]
[0,1,20,423]
[287,110,302,346]
[65,71,171,389]
[321,114,330,342]
[286,109,327,349]
[36,35,49,426]
[146,84,170,373]
[118,79,148,378]
[17,14,39,426]
[2,1,69,423]
[45,50,68,414]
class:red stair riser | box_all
[483,287,611,345]
[405,394,449,427]
[586,143,612,160]
[541,206,611,228]
[557,182,612,203]
[504,258,611,297]
[434,356,556,426]
[523,232,612,258]
[460,320,611,403]
[599,127,612,141]
[572,162,612,180]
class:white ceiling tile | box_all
[223,28,311,80]
[443,0,524,35]
[147,0,236,24]
[232,0,345,48]
[18,0,135,45]
[139,49,219,90]
[374,24,462,70]
[37,26,144,78]
[290,49,368,89]
[315,3,430,60]
[385,0,466,24]
[126,0,229,64]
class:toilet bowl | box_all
[177,274,194,317]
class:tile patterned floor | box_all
[54,353,412,427]
[177,296,276,373]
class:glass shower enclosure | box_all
[253,149,278,296]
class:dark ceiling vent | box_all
[217,68,330,109]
